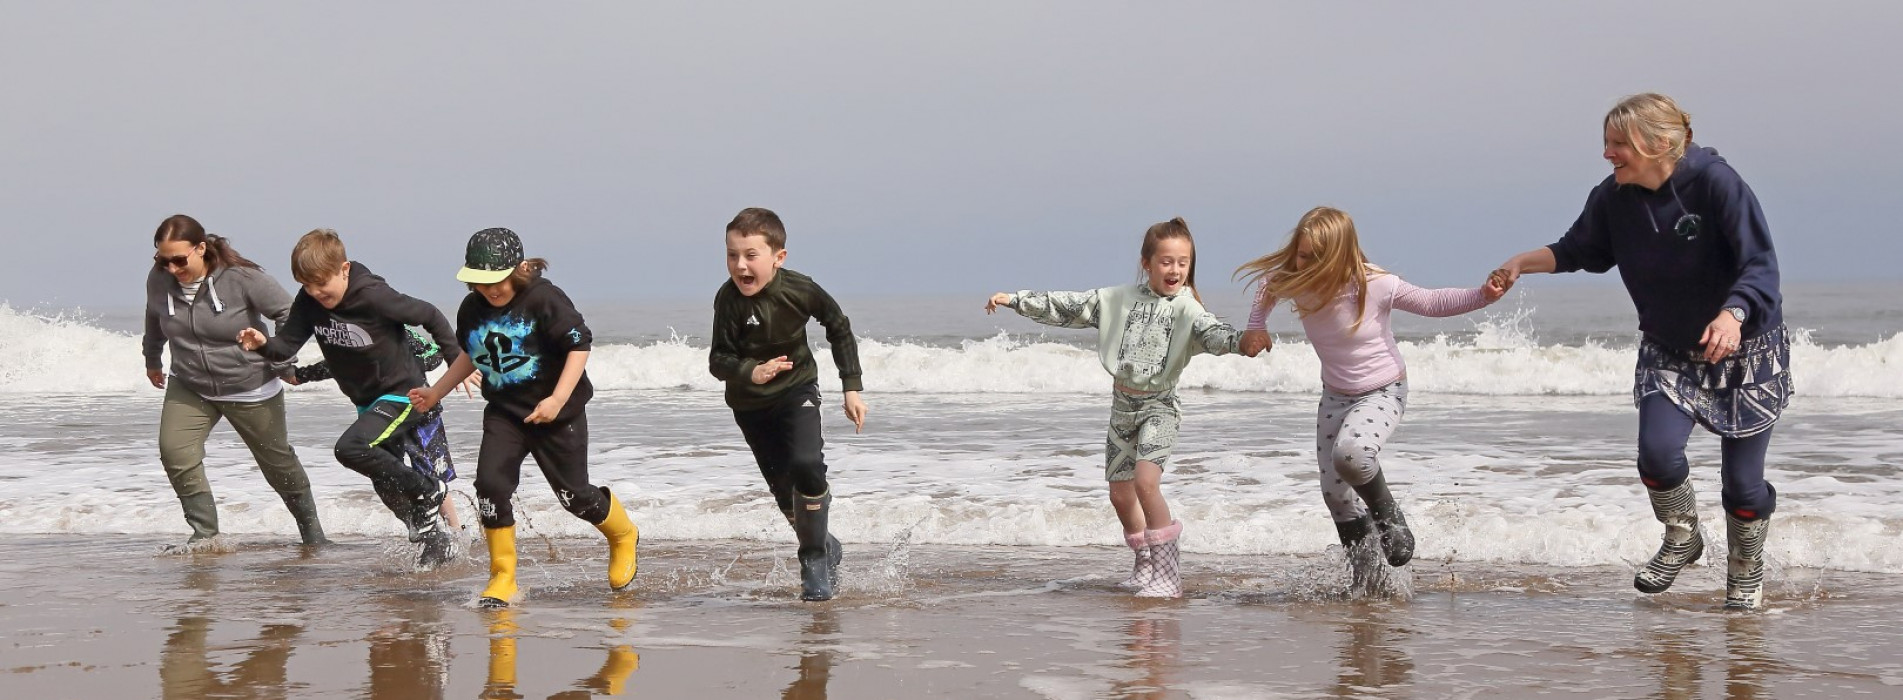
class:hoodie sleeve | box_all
[257,294,316,362]
[379,287,463,365]
[1008,289,1102,329]
[242,268,294,327]
[1191,310,1241,356]
[1547,183,1618,274]
[709,285,754,384]
[237,268,297,376]
[1706,163,1782,323]
[143,269,168,372]
[538,285,593,354]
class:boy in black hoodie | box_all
[239,229,462,569]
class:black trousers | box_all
[334,398,435,504]
[733,383,830,513]
[473,407,607,529]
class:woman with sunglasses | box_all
[1492,93,1789,610]
[143,214,328,550]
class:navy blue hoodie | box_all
[1547,144,1782,353]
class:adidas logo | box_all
[746,314,761,327]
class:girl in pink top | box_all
[1237,206,1506,592]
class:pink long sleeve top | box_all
[1248,270,1493,395]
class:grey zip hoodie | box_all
[143,265,296,397]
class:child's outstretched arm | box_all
[1191,312,1243,357]
[237,298,315,360]
[408,352,479,413]
[1240,281,1276,357]
[1391,277,1498,318]
[985,289,1101,329]
[525,350,588,424]
[810,284,867,434]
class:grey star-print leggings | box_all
[1314,380,1408,522]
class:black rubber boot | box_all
[279,488,331,546]
[1351,473,1414,567]
[1335,514,1381,594]
[792,490,839,601]
[372,480,419,541]
[781,508,843,572]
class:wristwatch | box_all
[1724,307,1748,323]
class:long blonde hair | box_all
[1234,206,1381,332]
[1606,92,1693,163]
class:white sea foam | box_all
[5,305,1898,397]
[2,304,1898,574]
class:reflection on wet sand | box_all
[482,603,641,699]
[1723,614,1770,700]
[160,616,301,700]
[1647,627,1705,700]
[782,609,837,700]
[365,595,451,700]
[1330,605,1414,697]
[1108,612,1180,699]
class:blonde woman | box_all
[1494,93,1788,610]
[1238,207,1505,592]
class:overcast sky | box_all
[3,2,1898,310]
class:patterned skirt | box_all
[1632,324,1793,438]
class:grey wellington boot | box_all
[1634,480,1704,594]
[1724,512,1771,610]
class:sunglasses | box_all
[153,253,194,269]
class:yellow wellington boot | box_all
[594,488,640,591]
[479,526,520,608]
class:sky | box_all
[3,2,1898,310]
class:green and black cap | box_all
[457,227,524,284]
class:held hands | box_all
[406,387,441,414]
[1483,269,1513,303]
[1240,329,1273,358]
[1699,311,1745,363]
[751,356,794,385]
[236,327,266,351]
[843,390,867,434]
[146,369,165,389]
[984,292,1012,314]
[405,371,477,414]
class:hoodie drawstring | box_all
[205,272,225,313]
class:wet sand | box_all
[3,534,1902,699]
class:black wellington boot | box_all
[792,490,839,601]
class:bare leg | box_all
[1109,480,1147,536]
[1132,461,1171,528]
